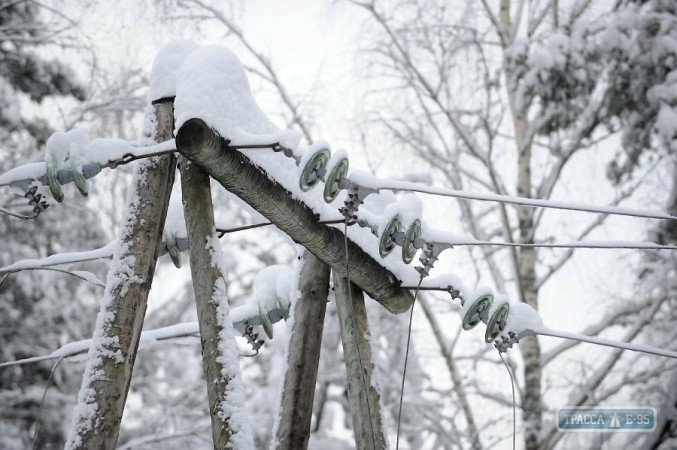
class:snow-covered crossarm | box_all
[0,302,288,368]
[175,119,414,314]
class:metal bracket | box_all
[415,241,453,277]
[338,180,379,224]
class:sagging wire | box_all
[0,205,38,220]
[499,352,517,450]
[395,277,423,450]
[32,356,65,450]
[0,267,105,288]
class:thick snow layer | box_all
[0,241,116,272]
[0,162,44,187]
[0,138,174,188]
[253,265,297,312]
[503,302,543,334]
[46,128,89,163]
[461,286,493,316]
[148,39,199,102]
[175,46,276,138]
[164,196,187,238]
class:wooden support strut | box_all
[175,118,414,314]
[273,251,330,450]
[333,270,388,450]
[180,155,242,448]
[65,99,176,449]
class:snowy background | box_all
[0,1,675,449]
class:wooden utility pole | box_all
[180,155,253,448]
[175,118,413,314]
[273,251,330,449]
[333,270,387,450]
[65,99,175,449]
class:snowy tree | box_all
[2,1,674,449]
[345,0,677,448]
[0,2,104,449]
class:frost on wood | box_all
[205,233,255,449]
[65,162,156,448]
[65,97,175,448]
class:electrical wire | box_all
[32,357,65,450]
[395,277,423,450]
[0,206,38,220]
[449,240,677,250]
[216,219,344,236]
[533,327,677,359]
[499,352,516,450]
[369,180,676,220]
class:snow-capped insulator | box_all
[259,304,274,339]
[462,292,493,330]
[163,231,182,268]
[323,153,349,203]
[485,301,510,343]
[402,219,422,264]
[379,214,402,257]
[299,147,331,192]
[46,158,65,203]
[69,157,90,197]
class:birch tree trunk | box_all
[180,156,254,449]
[333,270,387,450]
[65,100,176,449]
[272,251,330,450]
[498,2,542,447]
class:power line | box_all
[449,240,677,250]
[534,327,677,359]
[356,179,677,221]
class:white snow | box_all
[485,294,509,320]
[502,302,543,334]
[175,45,278,139]
[148,39,200,102]
[268,251,303,449]
[460,286,493,317]
[164,196,187,239]
[253,264,297,313]
[0,138,175,188]
[205,233,255,449]
[0,297,287,368]
[0,240,116,272]
[348,173,677,221]
[0,162,44,187]
[46,128,90,164]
